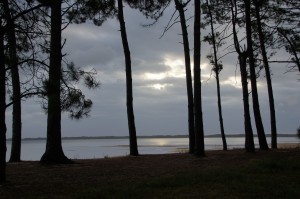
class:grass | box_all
[1,149,300,199]
[73,157,300,199]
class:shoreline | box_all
[277,142,300,149]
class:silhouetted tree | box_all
[128,0,196,153]
[253,0,277,149]
[172,0,195,153]
[230,0,255,152]
[203,0,227,150]
[193,0,205,156]
[3,0,98,163]
[117,0,139,156]
[0,0,43,183]
[39,0,73,164]
[69,0,139,155]
[244,0,268,150]
[3,0,22,162]
[114,0,175,155]
[0,18,7,184]
[40,0,100,163]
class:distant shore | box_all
[6,133,299,141]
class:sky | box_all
[5,2,300,138]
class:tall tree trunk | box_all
[244,0,269,150]
[40,0,71,164]
[230,0,254,152]
[0,30,7,183]
[207,0,227,150]
[3,0,22,162]
[118,0,138,156]
[253,0,277,149]
[239,54,255,152]
[194,0,205,156]
[9,30,22,162]
[174,0,195,154]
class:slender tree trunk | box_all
[118,0,138,156]
[207,0,227,150]
[174,0,195,154]
[40,0,71,164]
[194,0,205,156]
[215,72,227,150]
[253,0,277,149]
[244,0,269,150]
[239,54,255,152]
[230,0,254,152]
[3,0,22,162]
[0,30,7,183]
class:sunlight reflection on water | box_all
[6,136,299,161]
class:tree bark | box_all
[118,0,138,156]
[174,0,195,154]
[207,0,227,150]
[194,0,205,156]
[40,0,71,164]
[253,0,277,149]
[0,29,7,183]
[3,0,22,162]
[244,0,269,150]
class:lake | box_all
[6,136,300,161]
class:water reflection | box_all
[6,136,299,161]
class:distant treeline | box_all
[6,133,298,141]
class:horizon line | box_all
[6,133,298,141]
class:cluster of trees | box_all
[0,0,299,183]
[158,0,299,154]
[0,0,106,183]
[200,0,300,152]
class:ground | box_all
[1,147,300,198]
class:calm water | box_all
[6,136,300,161]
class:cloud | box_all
[5,2,300,140]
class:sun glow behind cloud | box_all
[141,56,215,91]
[163,58,186,79]
[143,57,186,81]
[144,72,167,80]
[146,83,173,90]
[221,76,242,89]
[140,56,187,91]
